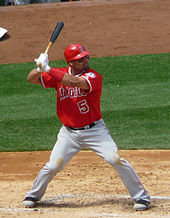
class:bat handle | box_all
[37,41,53,69]
[44,41,53,54]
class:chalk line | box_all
[49,193,170,201]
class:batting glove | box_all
[35,53,51,72]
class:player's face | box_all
[71,55,89,74]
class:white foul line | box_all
[92,214,138,217]
[0,208,40,212]
[50,193,170,201]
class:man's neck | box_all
[71,68,83,76]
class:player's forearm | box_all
[61,73,80,87]
[27,69,41,84]
[61,73,89,90]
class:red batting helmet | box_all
[64,43,90,63]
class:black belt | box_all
[68,122,95,131]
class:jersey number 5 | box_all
[77,100,89,114]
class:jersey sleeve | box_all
[40,67,68,89]
[40,72,57,89]
[81,70,102,92]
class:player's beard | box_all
[83,62,89,70]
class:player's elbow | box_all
[27,74,32,83]
[27,69,41,84]
[27,74,36,84]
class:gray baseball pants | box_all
[26,119,150,203]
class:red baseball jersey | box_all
[40,66,103,128]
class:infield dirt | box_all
[0,0,170,217]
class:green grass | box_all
[0,53,169,151]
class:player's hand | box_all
[35,53,49,66]
[35,53,51,72]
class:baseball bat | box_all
[38,21,64,68]
[44,21,64,54]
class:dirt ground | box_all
[0,0,170,217]
[0,0,170,64]
[0,150,170,218]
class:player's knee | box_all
[47,158,64,175]
[105,152,121,165]
[56,158,64,171]
[113,152,121,164]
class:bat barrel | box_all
[50,22,64,43]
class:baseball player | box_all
[23,43,150,211]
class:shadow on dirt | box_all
[0,33,11,41]
[37,197,133,210]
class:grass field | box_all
[0,53,169,151]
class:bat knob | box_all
[37,63,42,69]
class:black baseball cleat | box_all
[133,199,150,211]
[23,197,37,208]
